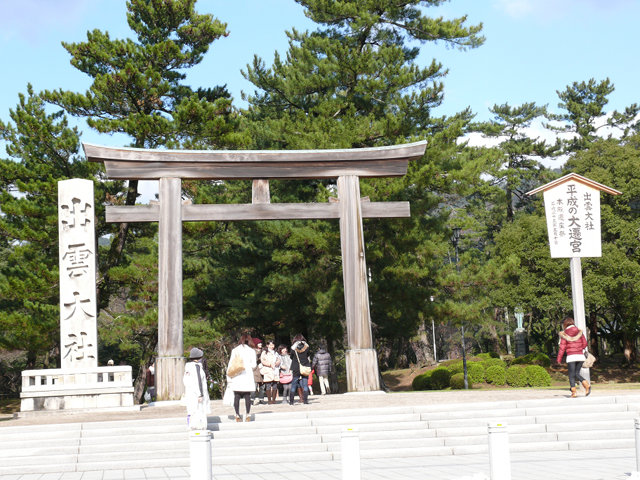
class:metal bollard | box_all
[488,422,511,480]
[189,430,212,480]
[341,427,361,480]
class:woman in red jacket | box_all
[556,317,590,397]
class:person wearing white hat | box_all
[183,347,210,429]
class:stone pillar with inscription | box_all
[19,179,134,412]
[58,179,98,369]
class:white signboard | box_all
[58,179,98,368]
[543,181,601,258]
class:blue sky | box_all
[1,0,640,149]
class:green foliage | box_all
[512,352,551,368]
[0,87,103,367]
[505,365,528,387]
[430,368,452,390]
[482,357,507,370]
[445,360,464,375]
[44,0,232,149]
[467,362,485,384]
[450,372,466,389]
[475,352,500,360]
[471,102,559,225]
[485,365,507,386]
[412,370,434,391]
[525,365,552,387]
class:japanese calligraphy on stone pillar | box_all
[58,179,98,368]
[543,180,601,258]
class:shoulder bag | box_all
[226,351,245,378]
[583,349,596,368]
[294,349,311,377]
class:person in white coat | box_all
[227,334,258,422]
[183,347,210,430]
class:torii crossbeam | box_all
[85,141,427,399]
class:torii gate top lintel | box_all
[82,141,427,180]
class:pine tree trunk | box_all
[133,361,146,404]
[588,311,599,356]
[623,334,637,364]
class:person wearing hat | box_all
[227,334,258,422]
[183,347,210,429]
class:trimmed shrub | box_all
[511,352,550,367]
[475,352,500,360]
[485,365,507,386]
[525,365,552,387]
[532,353,551,368]
[412,370,433,391]
[468,362,485,384]
[446,361,464,375]
[430,368,452,390]
[450,372,466,389]
[474,353,492,361]
[506,365,528,387]
[482,357,507,370]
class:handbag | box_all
[294,349,311,377]
[583,350,596,368]
[226,352,244,378]
[279,371,293,384]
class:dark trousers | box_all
[234,391,251,416]
[568,361,585,388]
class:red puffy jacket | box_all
[556,325,587,364]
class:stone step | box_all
[2,394,640,476]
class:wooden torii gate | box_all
[84,141,427,400]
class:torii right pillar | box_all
[338,175,381,391]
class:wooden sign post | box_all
[527,173,621,380]
[85,141,427,399]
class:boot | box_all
[297,387,304,404]
[269,389,276,404]
[582,380,591,396]
[289,390,295,405]
[570,387,577,398]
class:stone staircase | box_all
[1,394,639,476]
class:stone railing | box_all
[21,366,132,392]
[20,366,135,412]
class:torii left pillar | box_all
[338,175,380,391]
[156,177,185,400]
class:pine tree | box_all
[471,102,559,225]
[0,86,104,367]
[549,78,639,152]
[43,0,232,269]
[202,0,486,362]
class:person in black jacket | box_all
[311,344,333,395]
[289,334,311,405]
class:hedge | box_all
[412,370,433,391]
[430,368,452,390]
[467,362,485,384]
[482,357,507,370]
[485,365,507,386]
[506,365,528,387]
[511,352,551,368]
[525,365,552,387]
[450,373,466,389]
